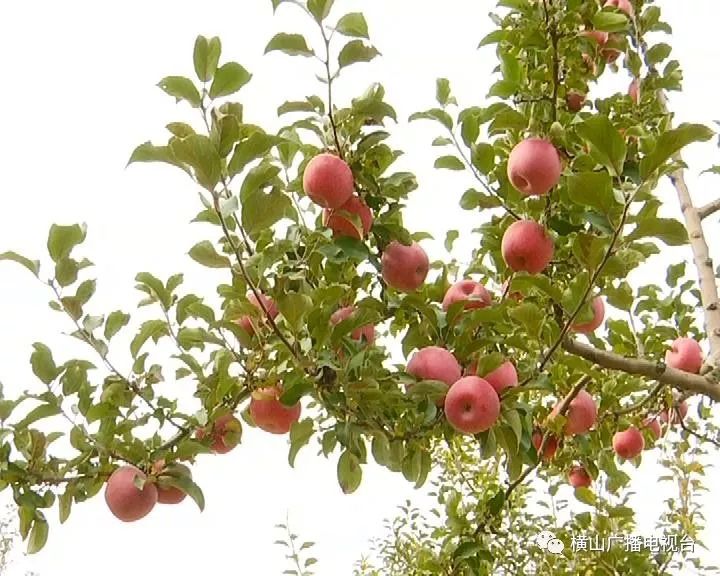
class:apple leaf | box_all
[0,251,40,277]
[209,62,252,99]
[188,240,231,268]
[338,40,379,69]
[335,12,369,39]
[162,475,206,512]
[575,115,626,177]
[26,517,49,554]
[640,123,714,179]
[193,35,222,82]
[337,450,362,494]
[157,76,201,107]
[264,33,315,57]
[288,418,314,468]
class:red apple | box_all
[665,337,703,374]
[444,376,500,434]
[571,296,605,334]
[330,306,375,344]
[552,389,597,436]
[605,0,634,18]
[580,30,609,46]
[407,346,462,387]
[507,138,562,197]
[642,416,662,441]
[566,91,586,112]
[381,241,430,292]
[501,219,554,274]
[323,195,373,239]
[249,386,301,435]
[153,461,192,505]
[302,153,354,209]
[628,79,640,104]
[613,426,644,459]
[104,466,158,522]
[532,429,558,461]
[236,292,278,335]
[568,465,592,488]
[442,279,492,312]
[467,360,518,395]
[195,413,242,454]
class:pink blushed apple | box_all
[323,195,373,239]
[507,138,562,196]
[249,386,301,435]
[381,241,430,292]
[330,306,375,345]
[568,466,592,488]
[303,153,354,209]
[444,376,500,434]
[613,426,644,459]
[551,389,597,436]
[442,279,492,312]
[501,219,554,274]
[665,337,703,374]
[571,296,605,334]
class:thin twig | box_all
[697,198,720,220]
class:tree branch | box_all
[697,197,720,221]
[657,91,720,369]
[563,338,720,401]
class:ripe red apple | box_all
[580,30,609,46]
[532,429,558,461]
[444,376,500,434]
[196,413,242,454]
[323,195,373,239]
[568,465,592,488]
[467,360,518,395]
[501,219,554,274]
[605,0,634,18]
[507,138,562,197]
[628,79,640,104]
[236,292,279,335]
[571,296,605,334]
[381,241,429,292]
[613,426,644,459]
[104,466,158,522]
[660,401,689,425]
[302,153,354,209]
[442,279,492,312]
[249,386,301,434]
[407,346,462,387]
[153,461,192,505]
[665,337,703,374]
[566,91,586,113]
[642,416,662,441]
[330,306,375,344]
[551,389,597,436]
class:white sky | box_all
[1,1,719,574]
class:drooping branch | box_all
[657,92,720,369]
[563,338,720,402]
[698,198,720,221]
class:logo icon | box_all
[535,530,565,555]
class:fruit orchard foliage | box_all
[1,0,720,573]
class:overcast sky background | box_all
[1,1,719,574]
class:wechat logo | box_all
[535,530,565,555]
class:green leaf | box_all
[58,489,72,524]
[471,143,495,174]
[338,40,379,69]
[288,418,314,467]
[193,36,222,82]
[27,517,49,554]
[169,134,221,190]
[628,217,688,246]
[575,115,626,177]
[0,251,40,277]
[135,272,171,309]
[645,43,672,67]
[567,172,618,214]
[30,343,60,385]
[408,108,453,131]
[308,0,334,21]
[104,311,130,340]
[592,11,629,32]
[126,142,190,175]
[241,189,295,240]
[337,450,362,494]
[130,319,168,358]
[157,76,201,107]
[640,123,714,179]
[209,62,252,99]
[47,224,86,263]
[228,132,278,178]
[162,475,205,511]
[335,12,369,38]
[55,258,79,287]
[277,293,313,330]
[434,156,465,170]
[15,404,61,429]
[574,487,597,506]
[508,303,544,340]
[188,240,231,268]
[445,230,459,252]
[264,33,315,57]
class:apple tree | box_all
[1,0,720,573]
